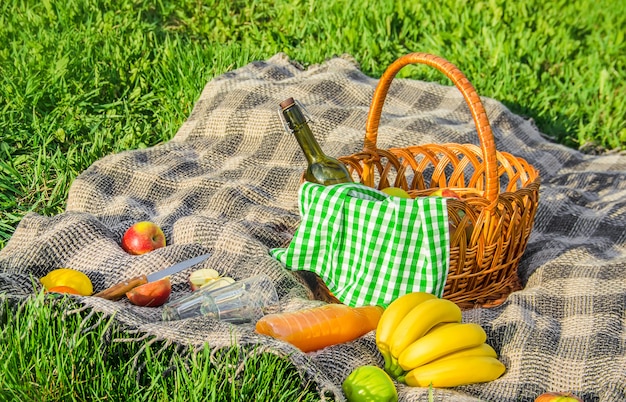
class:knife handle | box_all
[92,275,148,301]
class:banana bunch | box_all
[376,292,506,387]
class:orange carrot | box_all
[255,304,384,352]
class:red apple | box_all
[121,221,166,255]
[534,392,583,402]
[126,277,171,307]
[430,188,462,199]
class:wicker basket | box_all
[306,53,540,309]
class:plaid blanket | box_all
[1,53,625,401]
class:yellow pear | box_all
[381,187,411,198]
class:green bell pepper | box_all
[342,365,398,402]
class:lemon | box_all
[40,268,93,296]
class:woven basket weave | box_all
[306,53,540,309]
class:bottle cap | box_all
[277,97,314,133]
[279,97,295,110]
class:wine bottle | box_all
[280,97,352,185]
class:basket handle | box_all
[364,53,499,202]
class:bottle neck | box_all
[282,103,325,163]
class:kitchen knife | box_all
[93,252,212,301]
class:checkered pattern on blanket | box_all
[1,53,625,401]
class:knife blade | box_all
[93,252,212,301]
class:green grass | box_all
[1,0,625,247]
[0,0,624,400]
[0,292,320,401]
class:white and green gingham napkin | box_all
[271,182,450,307]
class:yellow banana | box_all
[435,342,497,363]
[398,322,487,371]
[376,292,438,347]
[388,298,462,360]
[400,356,506,388]
[375,292,437,371]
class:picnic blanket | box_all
[1,53,625,401]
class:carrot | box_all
[255,304,384,352]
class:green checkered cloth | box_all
[271,182,450,307]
